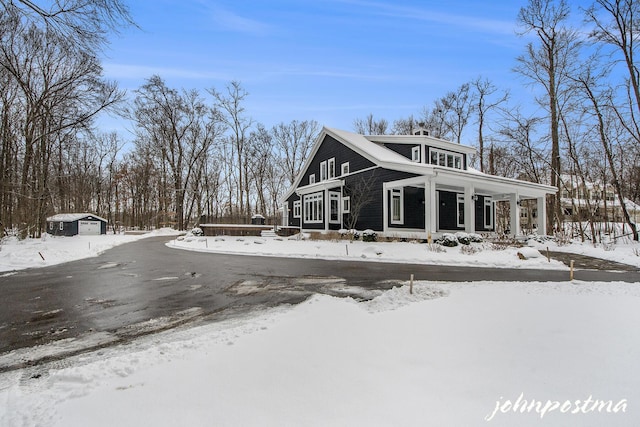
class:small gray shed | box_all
[46,213,108,236]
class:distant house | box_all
[46,213,108,236]
[558,174,640,223]
[281,127,556,239]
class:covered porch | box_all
[382,171,555,240]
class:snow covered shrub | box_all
[469,233,483,243]
[455,232,471,245]
[460,244,481,255]
[362,229,377,242]
[436,233,458,247]
[340,229,360,241]
[191,227,204,236]
[426,243,446,253]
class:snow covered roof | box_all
[325,127,419,168]
[47,213,108,223]
[282,127,556,202]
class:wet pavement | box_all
[1,236,638,371]
[547,251,640,271]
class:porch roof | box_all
[295,178,344,196]
[384,166,556,200]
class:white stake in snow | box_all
[570,260,575,281]
[410,274,414,294]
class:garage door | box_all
[78,220,101,235]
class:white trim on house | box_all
[328,158,336,179]
[283,127,557,238]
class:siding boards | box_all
[437,190,464,231]
[387,186,424,229]
[286,194,300,227]
[300,135,375,186]
[344,168,418,231]
[381,143,414,160]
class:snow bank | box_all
[167,236,571,270]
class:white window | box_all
[429,148,463,170]
[411,146,421,162]
[391,188,403,224]
[49,222,53,230]
[456,194,465,227]
[329,192,340,223]
[320,161,327,181]
[303,192,323,223]
[59,221,64,231]
[293,200,301,218]
[328,158,336,179]
[342,196,350,214]
[309,174,316,184]
[484,197,493,229]
[341,162,350,176]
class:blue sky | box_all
[100,0,592,142]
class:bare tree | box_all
[515,0,583,232]
[132,76,218,230]
[391,115,419,135]
[1,0,135,52]
[471,77,509,172]
[272,119,319,186]
[0,16,124,236]
[343,172,377,234]
[586,0,640,133]
[571,63,639,240]
[209,81,253,218]
[353,113,389,135]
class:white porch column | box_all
[424,178,436,239]
[509,193,520,237]
[324,189,329,232]
[464,185,475,233]
[429,182,437,235]
[382,183,389,235]
[537,196,547,236]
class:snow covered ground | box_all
[169,233,568,269]
[0,229,181,273]
[1,232,639,426]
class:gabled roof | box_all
[282,126,556,202]
[282,127,430,201]
[47,213,108,223]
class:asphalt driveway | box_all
[1,236,638,371]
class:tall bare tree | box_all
[586,0,640,136]
[209,81,253,217]
[515,0,582,232]
[272,119,318,186]
[471,77,509,172]
[132,76,218,230]
[0,15,124,236]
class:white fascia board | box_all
[366,134,477,156]
[434,168,556,197]
[295,179,344,196]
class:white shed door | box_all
[78,220,101,235]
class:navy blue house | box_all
[46,213,108,236]
[281,127,556,238]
